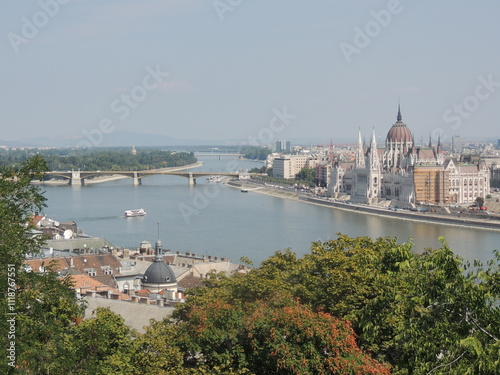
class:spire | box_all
[155,222,163,261]
[369,127,380,170]
[355,128,365,169]
[397,103,402,122]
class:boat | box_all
[124,208,146,217]
[240,189,248,193]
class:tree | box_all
[70,307,136,374]
[173,293,390,374]
[175,235,500,374]
[0,156,84,374]
[132,319,190,375]
[475,196,485,208]
[295,167,316,187]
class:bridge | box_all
[45,170,253,186]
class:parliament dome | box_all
[386,105,413,144]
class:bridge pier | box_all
[70,171,83,186]
[188,172,196,186]
[133,172,142,186]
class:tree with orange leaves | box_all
[173,293,390,374]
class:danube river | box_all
[42,155,500,265]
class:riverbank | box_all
[229,181,500,232]
[34,161,204,185]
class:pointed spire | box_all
[355,128,365,169]
[397,102,402,122]
[155,222,163,261]
[370,127,377,147]
[369,127,380,170]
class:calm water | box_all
[41,155,500,265]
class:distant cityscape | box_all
[269,107,500,206]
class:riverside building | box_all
[327,106,490,206]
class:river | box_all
[41,155,500,265]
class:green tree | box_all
[70,307,136,374]
[132,319,191,375]
[175,235,500,374]
[475,196,485,208]
[295,167,316,187]
[0,156,84,374]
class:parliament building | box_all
[327,106,490,206]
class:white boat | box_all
[124,208,146,217]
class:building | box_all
[140,238,177,294]
[452,135,463,153]
[328,106,490,206]
[271,140,291,154]
[413,166,450,204]
[273,155,310,179]
[492,163,500,188]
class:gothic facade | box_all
[327,107,490,205]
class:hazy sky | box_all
[2,0,499,145]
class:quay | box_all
[229,181,500,232]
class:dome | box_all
[386,105,413,144]
[386,123,413,143]
[143,260,177,285]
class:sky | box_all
[1,0,500,146]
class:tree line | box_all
[0,148,197,171]
[1,156,500,374]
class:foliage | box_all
[239,146,271,161]
[0,156,84,374]
[295,167,316,187]
[70,307,136,374]
[0,148,197,172]
[174,235,500,374]
[2,155,500,374]
[14,264,85,374]
[173,293,390,374]
[248,166,267,174]
[475,196,485,208]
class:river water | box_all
[41,155,500,265]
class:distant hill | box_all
[1,131,224,148]
[2,131,497,149]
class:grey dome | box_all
[143,261,176,285]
